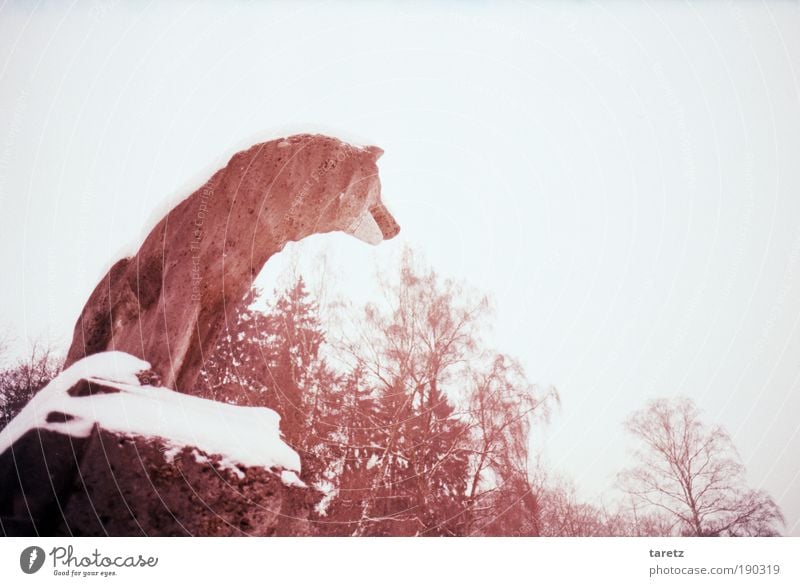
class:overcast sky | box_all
[1,1,799,534]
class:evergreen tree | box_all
[201,277,335,486]
[200,288,269,405]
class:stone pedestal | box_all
[1,427,315,536]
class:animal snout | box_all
[369,202,400,240]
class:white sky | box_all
[1,1,799,534]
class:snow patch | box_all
[366,453,380,470]
[0,352,304,487]
[313,480,337,516]
[280,470,306,488]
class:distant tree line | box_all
[0,250,784,536]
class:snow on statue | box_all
[0,351,305,487]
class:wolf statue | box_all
[65,133,399,392]
[1,134,399,535]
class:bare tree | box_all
[465,355,557,536]
[342,248,487,536]
[332,249,559,536]
[615,495,677,537]
[0,341,63,428]
[618,397,783,536]
[537,479,609,536]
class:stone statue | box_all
[1,134,399,535]
[64,133,399,393]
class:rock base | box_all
[0,427,314,536]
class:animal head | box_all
[247,134,400,245]
[339,145,400,245]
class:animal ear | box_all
[365,146,384,160]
